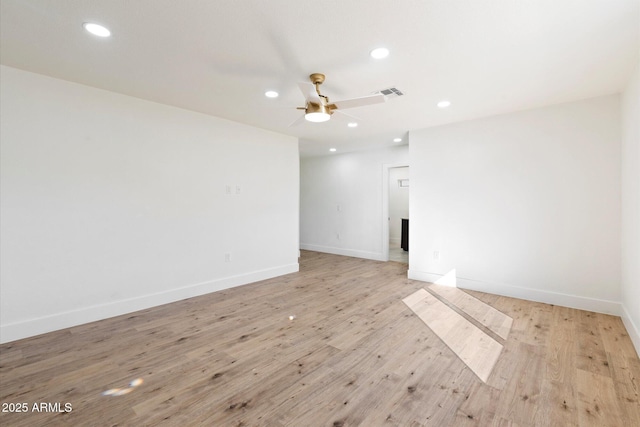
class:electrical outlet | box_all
[236,185,241,194]
[433,251,440,261]
[225,185,231,195]
[225,253,231,262]
[336,233,341,240]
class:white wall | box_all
[409,95,622,315]
[0,66,300,343]
[300,145,408,260]
[621,61,640,354]
[389,167,409,246]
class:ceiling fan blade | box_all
[297,82,322,104]
[329,93,386,110]
[288,114,307,127]
[332,109,362,122]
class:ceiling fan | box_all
[293,73,386,124]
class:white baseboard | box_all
[389,237,401,245]
[408,270,450,285]
[621,304,640,358]
[0,263,299,344]
[407,269,622,316]
[300,243,384,261]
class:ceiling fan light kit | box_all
[305,103,331,122]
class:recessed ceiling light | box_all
[393,138,402,143]
[370,47,389,59]
[83,22,111,37]
[329,148,337,152]
[437,100,451,108]
[265,90,279,98]
[347,122,358,128]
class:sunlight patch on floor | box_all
[403,289,504,382]
[428,284,513,340]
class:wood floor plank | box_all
[491,342,545,427]
[575,310,612,378]
[534,305,580,427]
[576,369,626,426]
[0,251,638,426]
[606,352,640,426]
[598,313,639,358]
[454,382,502,426]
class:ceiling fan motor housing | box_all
[305,101,332,122]
[309,73,326,84]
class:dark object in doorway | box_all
[401,218,409,251]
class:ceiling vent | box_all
[378,87,404,99]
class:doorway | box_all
[382,165,409,264]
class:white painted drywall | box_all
[0,66,299,343]
[621,61,640,355]
[300,146,409,260]
[408,95,622,314]
[389,167,409,246]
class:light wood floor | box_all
[1,251,638,426]
[388,246,408,264]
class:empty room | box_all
[1,1,639,426]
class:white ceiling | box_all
[1,0,638,157]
